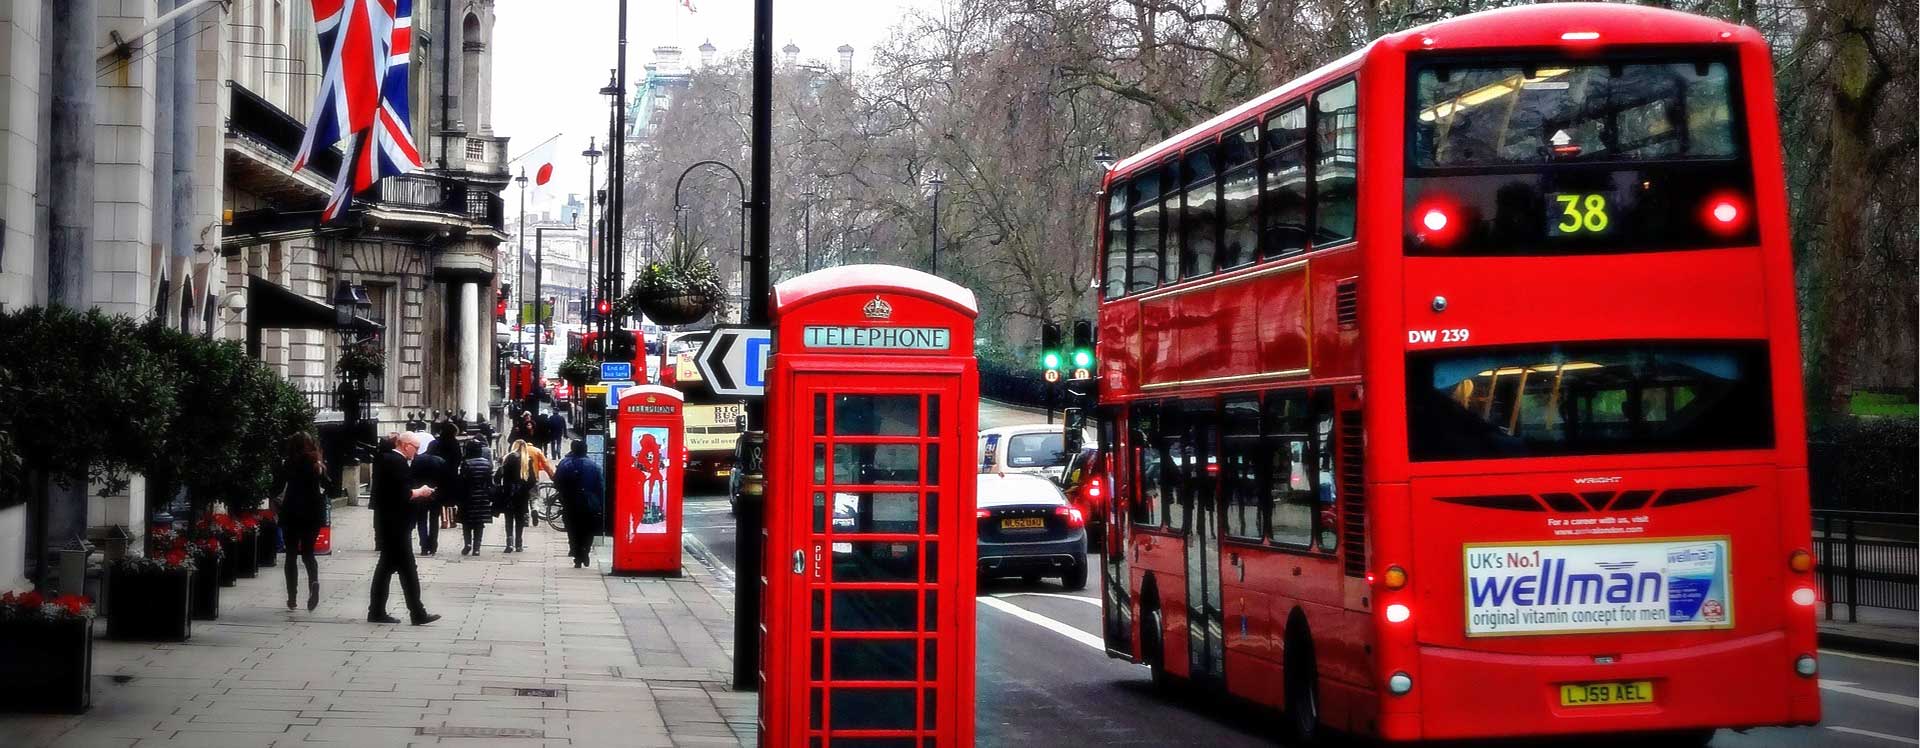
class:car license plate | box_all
[1559,680,1653,707]
[1000,517,1046,531]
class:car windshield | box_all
[1004,432,1068,468]
[1411,59,1739,169]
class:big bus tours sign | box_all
[1463,538,1734,637]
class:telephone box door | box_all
[782,371,971,747]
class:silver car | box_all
[975,473,1088,590]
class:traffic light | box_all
[1040,321,1063,381]
[596,297,612,317]
[494,298,507,322]
[1070,320,1094,380]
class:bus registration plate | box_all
[1559,680,1653,707]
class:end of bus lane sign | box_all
[696,326,771,397]
[600,361,632,382]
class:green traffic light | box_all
[1042,351,1062,369]
[1072,349,1092,368]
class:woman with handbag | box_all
[272,432,333,610]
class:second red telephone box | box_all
[759,265,979,747]
[612,384,683,576]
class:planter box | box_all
[234,530,260,578]
[107,567,192,642]
[0,617,92,713]
[219,544,238,587]
[191,560,221,620]
[257,522,280,567]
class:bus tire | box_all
[1144,604,1173,692]
[1284,623,1321,744]
[1651,729,1717,747]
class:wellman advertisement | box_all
[1463,537,1734,637]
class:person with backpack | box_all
[553,440,604,568]
[495,439,553,553]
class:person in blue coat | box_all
[553,440,605,568]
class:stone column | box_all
[459,280,481,417]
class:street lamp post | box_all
[672,159,748,318]
[515,168,529,367]
[583,137,602,340]
[926,173,945,275]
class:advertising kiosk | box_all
[612,384,684,576]
[759,265,979,747]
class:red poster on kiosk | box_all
[613,384,684,576]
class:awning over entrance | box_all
[246,274,383,357]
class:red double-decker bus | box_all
[1093,4,1818,743]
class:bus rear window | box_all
[1407,342,1773,461]
[1412,60,1739,168]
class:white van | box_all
[977,424,1088,482]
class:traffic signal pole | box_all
[733,0,773,693]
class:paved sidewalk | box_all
[1819,606,1920,660]
[1,505,756,747]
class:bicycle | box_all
[534,482,566,532]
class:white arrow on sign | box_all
[695,326,772,398]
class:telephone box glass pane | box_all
[832,590,918,631]
[834,394,921,436]
[814,394,828,435]
[922,639,938,679]
[829,491,920,534]
[924,541,938,582]
[830,639,918,681]
[830,689,916,730]
[923,689,938,728]
[832,443,921,485]
[831,540,920,582]
[928,394,941,433]
[925,493,940,534]
[831,737,916,748]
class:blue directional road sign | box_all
[599,361,633,382]
[694,326,771,397]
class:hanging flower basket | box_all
[336,337,386,380]
[626,258,723,327]
[559,355,601,388]
[0,591,94,713]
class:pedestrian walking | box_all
[554,439,604,568]
[271,432,332,611]
[368,432,441,626]
[495,439,554,553]
[422,422,464,551]
[544,410,568,456]
[458,439,494,555]
[409,430,447,556]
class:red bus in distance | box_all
[1093,4,1815,743]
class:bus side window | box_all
[1312,389,1340,553]
[1265,392,1314,547]
[1130,403,1162,527]
[1312,80,1359,246]
[1163,404,1188,533]
[1221,397,1263,541]
[1181,144,1220,280]
[1104,184,1130,299]
[1128,170,1164,293]
[1160,158,1185,285]
[1262,105,1310,259]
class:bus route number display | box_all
[1548,192,1612,236]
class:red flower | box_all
[239,517,260,530]
[17,590,44,609]
[52,594,91,616]
[164,549,189,568]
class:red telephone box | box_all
[760,265,979,747]
[612,383,684,576]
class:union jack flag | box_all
[294,0,420,221]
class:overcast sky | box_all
[490,0,929,217]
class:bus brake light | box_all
[1561,31,1601,41]
[1385,603,1412,623]
[1703,193,1749,234]
[1422,208,1449,232]
[1791,587,1817,607]
[1086,477,1103,499]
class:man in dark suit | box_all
[554,440,604,568]
[369,432,442,625]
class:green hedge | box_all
[0,307,314,515]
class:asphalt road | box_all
[675,398,1918,747]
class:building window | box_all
[466,138,486,160]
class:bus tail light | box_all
[1795,654,1818,677]
[1055,505,1086,529]
[1789,549,1813,573]
[1411,199,1464,247]
[1703,193,1749,235]
[1085,477,1103,500]
[1388,671,1414,695]
[1382,565,1409,590]
[1385,603,1412,623]
[1791,587,1817,607]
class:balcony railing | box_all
[373,173,504,231]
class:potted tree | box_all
[0,590,94,713]
[624,235,724,326]
[106,545,194,642]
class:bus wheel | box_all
[1284,628,1321,744]
[1651,729,1717,747]
[1145,605,1173,692]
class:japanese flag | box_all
[523,137,562,203]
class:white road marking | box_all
[1821,649,1920,667]
[994,591,1102,607]
[1821,680,1920,708]
[978,596,1107,653]
[1826,726,1920,745]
